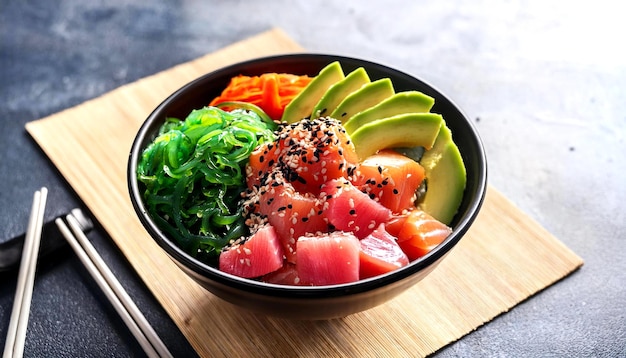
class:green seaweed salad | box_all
[137,104,276,264]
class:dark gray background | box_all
[1,0,624,357]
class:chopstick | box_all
[3,187,48,358]
[55,214,173,358]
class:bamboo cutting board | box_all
[26,28,583,357]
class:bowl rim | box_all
[127,53,488,298]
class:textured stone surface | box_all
[1,0,625,356]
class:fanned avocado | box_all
[329,78,395,123]
[281,61,344,124]
[418,124,466,225]
[311,67,370,119]
[343,91,435,134]
[350,113,443,159]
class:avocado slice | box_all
[418,124,467,225]
[329,78,395,123]
[343,91,435,135]
[311,67,370,119]
[350,113,443,159]
[281,61,345,124]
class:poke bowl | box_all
[128,54,487,320]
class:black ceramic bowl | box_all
[128,54,487,320]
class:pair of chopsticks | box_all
[2,188,172,358]
[55,212,173,358]
[3,188,48,358]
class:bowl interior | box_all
[128,53,487,299]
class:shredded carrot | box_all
[209,73,312,121]
[261,74,282,120]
